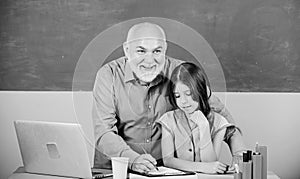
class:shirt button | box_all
[147,122,151,126]
[148,105,152,109]
[146,139,150,143]
[188,149,192,152]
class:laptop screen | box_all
[14,120,92,178]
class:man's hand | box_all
[131,154,157,173]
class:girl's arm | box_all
[196,112,218,162]
[212,128,226,159]
[199,136,217,162]
[161,127,227,174]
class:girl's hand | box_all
[228,165,236,173]
[190,110,208,125]
[200,161,228,174]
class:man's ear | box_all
[123,42,129,57]
[163,41,168,54]
[164,41,168,50]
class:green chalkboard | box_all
[0,0,299,92]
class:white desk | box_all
[9,167,280,179]
[130,171,280,179]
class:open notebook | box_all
[131,166,196,177]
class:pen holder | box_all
[253,152,262,179]
[242,151,252,179]
[257,146,267,179]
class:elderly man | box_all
[92,22,245,173]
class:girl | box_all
[157,62,238,174]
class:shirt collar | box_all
[174,109,206,129]
[124,58,135,83]
[174,109,187,122]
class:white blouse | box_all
[157,109,233,162]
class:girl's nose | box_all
[180,95,187,104]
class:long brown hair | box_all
[168,62,211,117]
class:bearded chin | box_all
[139,72,158,83]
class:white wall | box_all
[219,92,300,179]
[0,92,299,179]
[0,91,94,179]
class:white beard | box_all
[138,72,158,83]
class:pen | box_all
[140,146,159,171]
[93,173,113,179]
[255,142,259,152]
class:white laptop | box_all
[14,120,93,178]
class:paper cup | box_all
[111,157,129,179]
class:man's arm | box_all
[92,65,139,168]
[93,65,157,172]
[208,93,246,154]
[208,94,235,124]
